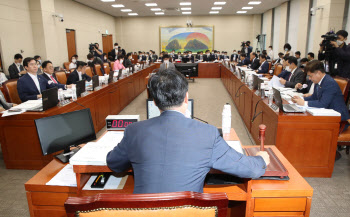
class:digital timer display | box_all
[106,119,138,130]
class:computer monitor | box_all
[252,74,264,90]
[42,87,58,111]
[76,79,86,97]
[146,99,194,119]
[117,69,123,80]
[92,75,99,90]
[272,87,284,111]
[35,108,96,163]
[108,71,115,83]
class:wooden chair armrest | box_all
[339,121,349,135]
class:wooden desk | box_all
[221,65,340,177]
[198,62,221,78]
[0,65,156,170]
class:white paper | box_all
[10,100,42,110]
[226,141,244,155]
[46,164,77,187]
[268,75,285,88]
[82,175,127,190]
[1,109,26,117]
[306,108,341,116]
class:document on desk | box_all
[83,175,128,190]
[69,131,124,166]
[226,141,244,155]
[1,109,26,117]
[306,108,341,116]
[268,75,285,88]
[46,164,77,187]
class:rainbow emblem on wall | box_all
[160,26,213,53]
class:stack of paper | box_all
[46,164,77,187]
[306,108,341,117]
[10,100,42,111]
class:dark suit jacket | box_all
[250,58,260,70]
[66,70,92,85]
[305,74,350,121]
[124,59,133,68]
[203,54,213,62]
[9,63,25,79]
[257,61,269,74]
[277,70,291,80]
[17,73,61,102]
[141,56,153,62]
[246,46,253,57]
[231,54,238,62]
[284,68,306,88]
[107,111,266,194]
[42,73,60,84]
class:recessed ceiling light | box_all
[248,1,261,5]
[181,7,191,11]
[145,3,157,7]
[180,2,191,6]
[151,8,162,11]
[112,4,124,8]
[101,0,115,2]
[182,11,191,14]
[209,11,219,14]
[237,11,247,14]
[155,12,164,15]
[214,2,226,5]
[211,7,222,10]
[121,9,132,12]
[128,13,138,16]
[242,7,253,9]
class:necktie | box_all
[50,75,58,84]
[287,72,292,81]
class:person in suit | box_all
[292,60,350,123]
[113,55,126,71]
[66,61,92,85]
[151,51,158,62]
[236,54,250,66]
[159,54,175,70]
[124,53,133,68]
[41,61,73,89]
[307,52,315,61]
[273,53,284,65]
[277,56,292,80]
[256,55,269,74]
[110,43,119,60]
[17,57,67,102]
[250,53,260,70]
[107,68,269,194]
[142,52,153,63]
[187,51,195,63]
[203,50,212,62]
[197,51,204,61]
[0,72,8,85]
[8,54,26,79]
[87,53,105,75]
[295,51,301,67]
[0,91,15,112]
[245,41,253,57]
[279,57,306,88]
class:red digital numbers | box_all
[111,120,133,128]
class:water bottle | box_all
[58,88,64,105]
[72,85,77,101]
[222,103,232,134]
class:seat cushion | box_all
[338,128,350,142]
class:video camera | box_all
[321,31,337,52]
[89,43,97,54]
[241,41,246,47]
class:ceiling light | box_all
[121,9,132,12]
[237,11,247,14]
[151,8,162,11]
[181,7,191,11]
[155,12,164,15]
[101,0,115,2]
[209,11,219,14]
[128,13,138,16]
[180,2,191,6]
[242,7,253,9]
[182,11,191,14]
[214,2,226,5]
[112,4,124,8]
[248,1,261,5]
[211,7,222,10]
[145,3,157,7]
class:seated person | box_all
[250,53,260,70]
[69,55,78,70]
[279,57,306,88]
[107,68,269,194]
[231,50,238,62]
[17,57,67,102]
[203,50,213,62]
[0,72,8,85]
[187,51,194,63]
[307,52,315,61]
[197,51,204,61]
[273,52,284,65]
[262,50,270,60]
[159,54,175,70]
[113,55,126,71]
[36,60,43,75]
[34,55,42,68]
[256,55,269,74]
[177,51,182,60]
[102,53,110,63]
[295,51,301,66]
[87,53,105,75]
[236,54,250,66]
[42,61,71,87]
[277,56,291,80]
[151,51,158,62]
[0,90,16,111]
[66,61,92,85]
[142,52,153,63]
[124,53,133,68]
[292,60,350,123]
[223,52,229,60]
[9,53,26,79]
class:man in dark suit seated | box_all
[42,60,65,85]
[187,51,195,63]
[256,55,269,74]
[273,53,284,65]
[279,57,306,88]
[142,52,153,63]
[17,57,68,102]
[231,50,238,62]
[87,53,105,75]
[8,54,26,79]
[292,60,350,123]
[250,53,260,70]
[66,61,92,85]
[107,68,269,194]
[236,54,250,66]
[203,50,212,62]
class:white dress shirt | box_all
[44,72,56,83]
[28,73,41,94]
[77,71,83,81]
[0,72,8,84]
[69,62,76,70]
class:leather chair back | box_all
[65,192,228,217]
[55,71,67,84]
[94,64,103,76]
[274,64,283,76]
[85,67,94,77]
[63,62,70,71]
[103,63,111,75]
[334,76,350,103]
[3,79,22,104]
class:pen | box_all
[94,175,102,185]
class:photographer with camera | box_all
[90,43,103,60]
[244,41,253,57]
[318,30,350,78]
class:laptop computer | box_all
[117,69,123,80]
[92,75,99,90]
[76,80,86,98]
[252,74,264,90]
[108,71,115,83]
[272,88,304,113]
[28,87,58,111]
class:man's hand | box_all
[12,104,18,107]
[255,70,258,73]
[37,94,42,99]
[67,84,73,89]
[330,41,339,48]
[292,96,305,105]
[295,83,302,89]
[303,93,312,98]
[0,107,5,112]
[256,151,270,166]
[280,78,286,85]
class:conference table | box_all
[25,128,313,217]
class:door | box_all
[102,34,113,54]
[66,29,76,61]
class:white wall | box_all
[307,0,317,53]
[287,0,301,51]
[345,1,350,35]
[273,6,281,58]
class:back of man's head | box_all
[87,53,94,60]
[288,56,298,66]
[148,69,188,111]
[305,60,325,74]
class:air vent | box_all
[164,8,180,12]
